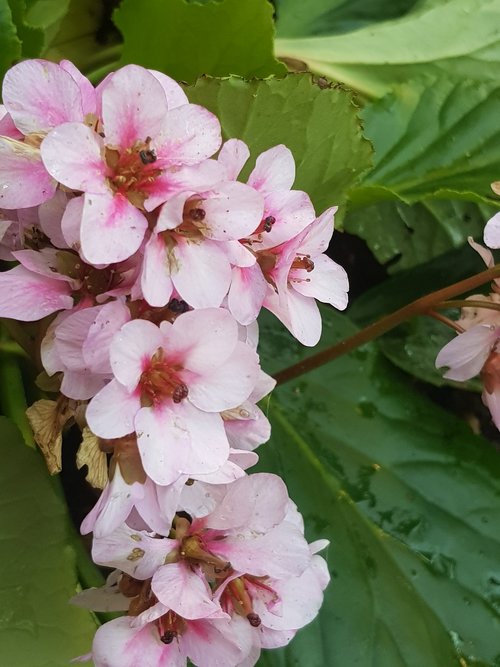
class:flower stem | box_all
[273,264,500,386]
[439,299,500,313]
[428,310,464,333]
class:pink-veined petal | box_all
[86,379,141,438]
[155,104,221,166]
[247,145,295,194]
[41,122,108,192]
[110,318,164,390]
[204,473,288,532]
[218,139,250,180]
[148,70,188,109]
[436,324,498,381]
[141,233,174,307]
[152,562,221,619]
[265,287,322,347]
[171,237,231,309]
[59,59,96,116]
[3,59,83,134]
[0,137,56,208]
[80,191,148,264]
[299,207,338,256]
[83,300,131,373]
[257,190,315,249]
[182,617,252,667]
[291,254,349,310]
[189,341,259,412]
[228,264,267,326]
[0,264,72,320]
[100,65,168,147]
[145,160,224,211]
[163,307,238,374]
[201,182,264,241]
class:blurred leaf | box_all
[8,0,80,59]
[185,74,372,213]
[344,198,495,273]
[0,2,21,82]
[41,0,115,77]
[114,0,286,83]
[257,306,500,666]
[0,417,97,666]
[275,0,420,38]
[275,0,500,99]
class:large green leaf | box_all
[275,0,420,38]
[185,75,372,213]
[344,198,495,273]
[0,417,98,666]
[256,307,500,665]
[352,77,500,205]
[275,0,500,99]
[114,0,286,84]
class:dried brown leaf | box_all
[77,427,108,489]
[25,399,73,474]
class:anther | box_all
[167,298,190,314]
[176,510,193,524]
[247,613,261,627]
[139,149,157,164]
[263,215,276,232]
[160,630,177,644]
[172,383,189,403]
[188,207,206,222]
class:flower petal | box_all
[110,319,164,390]
[86,379,141,438]
[0,265,72,320]
[247,145,295,194]
[436,324,498,381]
[156,104,221,165]
[218,139,250,180]
[152,562,221,619]
[80,192,148,264]
[3,59,83,134]
[0,137,56,208]
[201,182,264,241]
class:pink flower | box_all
[141,183,264,309]
[41,300,131,399]
[262,207,349,345]
[83,613,252,667]
[41,65,222,264]
[484,211,500,249]
[0,59,96,209]
[86,308,260,485]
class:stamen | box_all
[292,255,315,272]
[263,215,276,232]
[167,298,190,314]
[160,630,177,644]
[188,207,206,222]
[139,148,157,164]
[247,612,261,627]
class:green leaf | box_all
[275,0,500,99]
[275,0,420,38]
[0,2,21,82]
[257,307,500,666]
[0,417,97,666]
[184,75,373,213]
[7,0,45,58]
[113,0,286,83]
[344,198,496,273]
[41,0,118,77]
[352,76,500,205]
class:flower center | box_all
[139,348,188,407]
[105,136,162,208]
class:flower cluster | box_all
[0,59,348,665]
